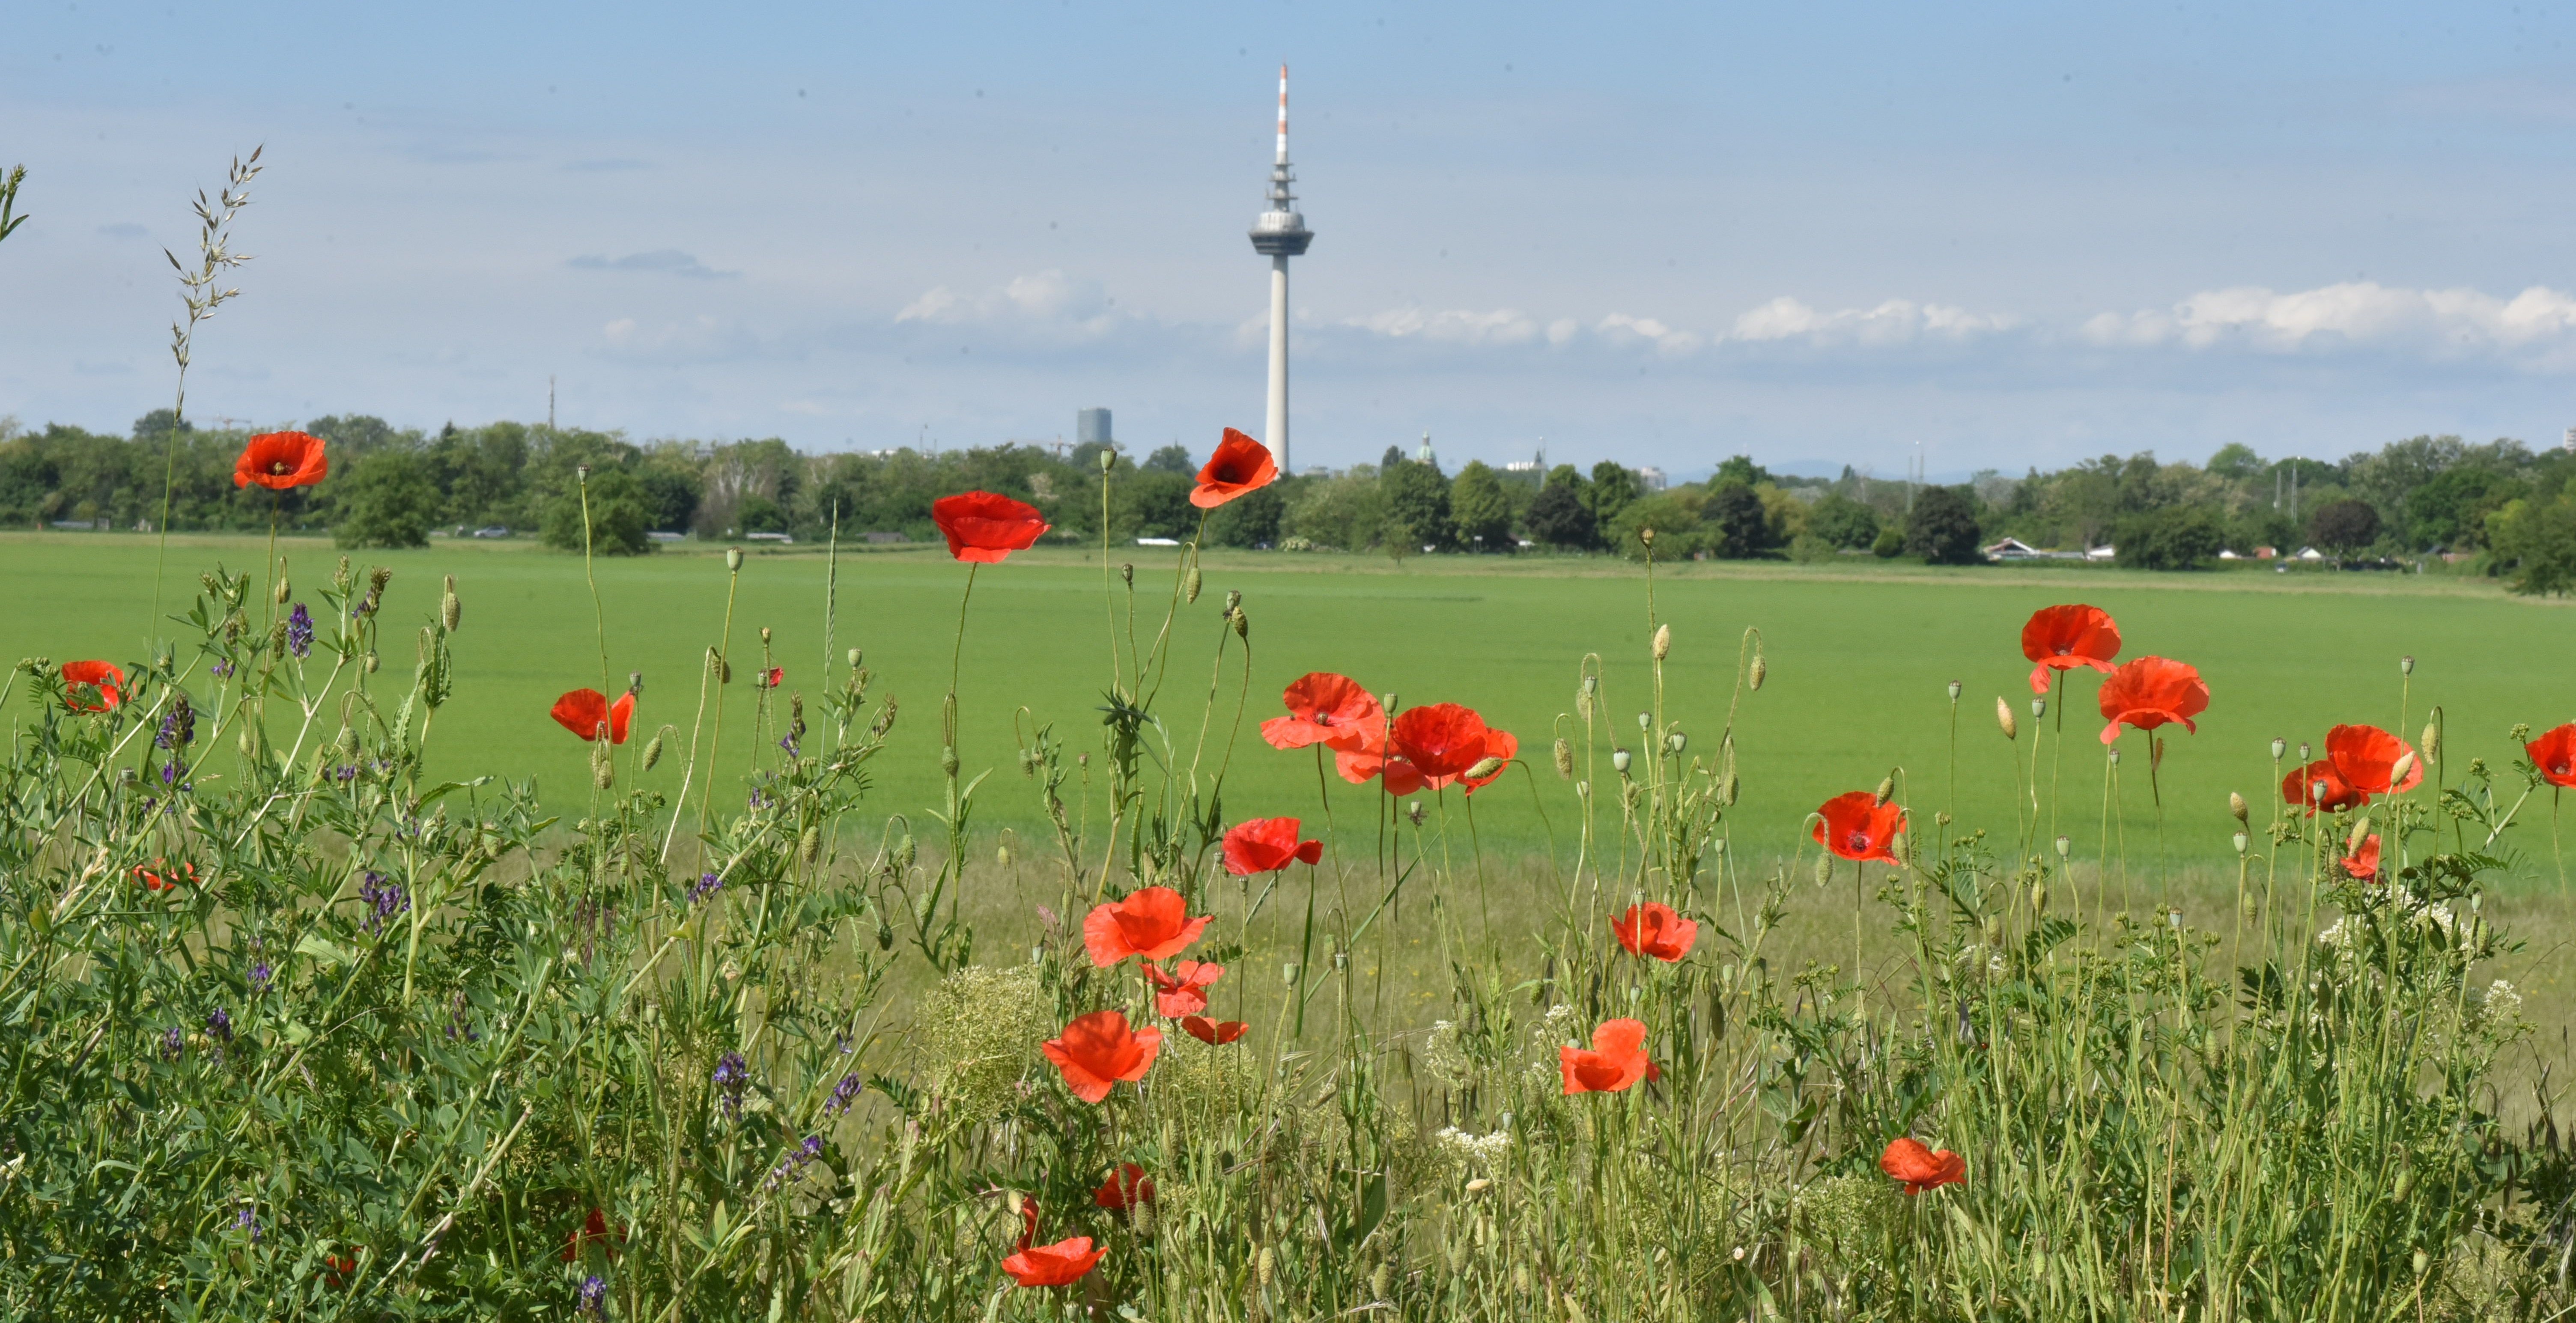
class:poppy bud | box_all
[1813,853,1832,886]
[592,742,614,790]
[1185,567,1202,603]
[1100,447,1116,472]
[441,575,462,631]
[2029,879,2048,913]
[1748,654,1767,691]
[894,834,917,872]
[2390,750,2415,787]
[2400,655,2415,676]
[1947,679,1962,703]
[1995,697,2017,740]
[2055,835,2072,860]
[275,575,291,605]
[941,746,960,778]
[847,647,863,669]
[2229,791,2248,822]
[1466,755,1506,781]
[1552,738,1574,779]
[2422,720,2439,764]
[1119,563,1134,587]
[1718,771,1739,805]
[1612,748,1631,775]
[1651,623,1670,661]
[760,627,772,647]
[2347,813,2372,854]
[994,843,1010,867]
[2233,831,2249,855]
[364,652,379,673]
[642,731,666,771]
[726,548,744,572]
[1639,526,1656,547]
[1257,1246,1276,1286]
[2270,737,2287,762]
[1231,610,1249,641]
[1582,675,1598,697]
[802,825,822,864]
[1874,775,1894,806]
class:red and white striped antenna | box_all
[1276,64,1290,164]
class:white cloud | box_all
[568,249,737,279]
[1346,307,1542,346]
[2081,281,2576,354]
[894,269,1116,334]
[1594,312,1704,355]
[1728,297,2015,345]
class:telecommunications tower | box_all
[1248,65,1313,474]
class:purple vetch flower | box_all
[745,787,772,812]
[155,696,196,750]
[206,1007,232,1043]
[235,1206,259,1240]
[249,961,273,994]
[763,1135,828,1192]
[713,1052,749,1120]
[578,1274,607,1314]
[286,603,314,659]
[823,1073,862,1117]
[688,872,724,905]
[778,733,800,758]
[358,871,409,934]
[161,1026,185,1061]
[211,656,236,679]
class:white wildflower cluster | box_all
[2473,979,2525,1034]
[1433,1124,1513,1176]
[1420,1020,1474,1089]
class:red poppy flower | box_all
[2326,724,2423,797]
[2342,834,2382,881]
[758,666,784,689]
[1260,673,1384,752]
[2019,604,2121,695]
[561,1207,623,1261]
[1559,1017,1658,1095]
[1612,902,1697,962]
[321,1253,358,1288]
[1222,817,1323,875]
[1813,792,1905,864]
[1389,703,1491,781]
[1003,1235,1105,1288]
[1144,959,1225,1017]
[60,660,124,712]
[1879,1138,1966,1195]
[2283,759,2367,814]
[234,430,329,490]
[931,490,1050,563]
[1081,886,1213,966]
[2096,656,2209,745]
[1041,1010,1163,1103]
[2529,724,2576,788]
[1191,427,1279,509]
[550,688,635,744]
[1182,1015,1249,1044]
[1093,1163,1155,1211]
[134,858,197,892]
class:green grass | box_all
[6,530,2573,866]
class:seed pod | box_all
[2271,737,2287,762]
[1099,447,1116,472]
[2400,655,2415,676]
[641,731,665,770]
[726,547,744,572]
[2298,742,2311,763]
[1185,566,1202,603]
[2233,831,2250,855]
[1996,697,2018,740]
[2229,791,2248,822]
[1612,748,1632,775]
[801,825,822,864]
[759,627,772,648]
[1667,731,1688,754]
[1747,654,1767,691]
[872,698,898,737]
[1947,679,1962,703]
[1651,623,1670,661]
[1874,775,1894,806]
[1575,780,1591,798]
[847,647,863,669]
[1119,563,1134,587]
[1552,738,1574,779]
[441,575,462,631]
[629,671,644,696]
[1639,526,1656,547]
[1465,754,1507,781]
[2030,697,2046,719]
[941,746,960,778]
[2107,747,2122,767]
[2054,835,2072,860]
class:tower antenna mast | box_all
[1249,64,1314,475]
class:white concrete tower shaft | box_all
[1248,64,1312,474]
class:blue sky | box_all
[7,1,2576,475]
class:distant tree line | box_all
[9,414,2576,591]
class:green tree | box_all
[1905,486,1983,565]
[332,450,440,549]
[1714,454,1771,487]
[1584,461,1639,530]
[1144,444,1195,475]
[1704,483,1770,558]
[2489,495,2576,595]
[1449,460,1514,551]
[543,467,656,555]
[1208,483,1286,548]
[2308,498,2380,554]
[638,463,703,533]
[1381,459,1452,552]
[1524,465,1596,549]
[2114,506,2223,571]
[1807,493,1880,549]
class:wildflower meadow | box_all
[7,417,2576,1323]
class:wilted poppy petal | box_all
[1182,1015,1249,1044]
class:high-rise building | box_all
[1249,66,1314,475]
[1078,408,1114,447]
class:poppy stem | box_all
[578,471,611,699]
